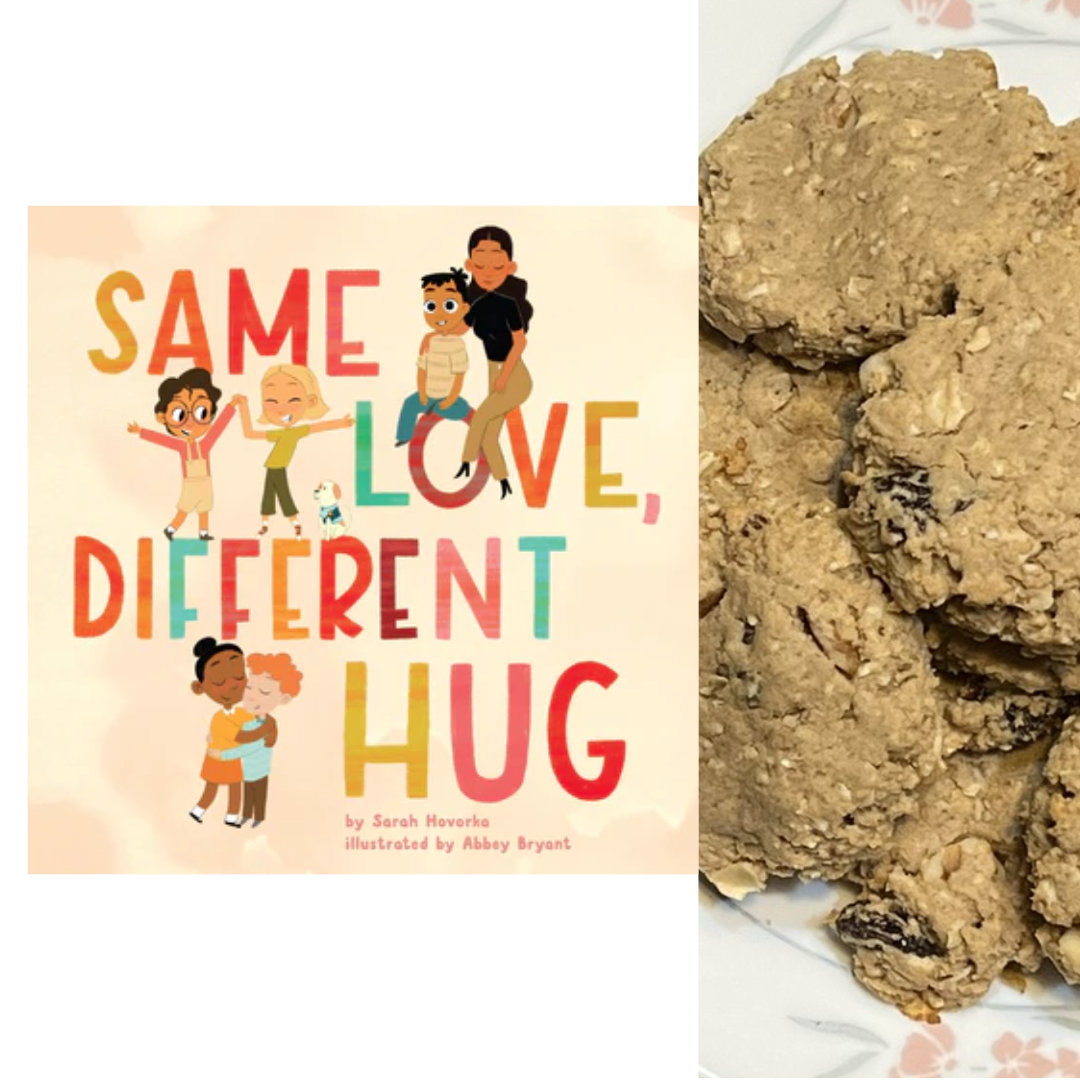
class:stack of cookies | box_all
[699,48,1080,1020]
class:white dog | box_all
[314,481,350,539]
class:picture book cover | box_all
[28,206,696,873]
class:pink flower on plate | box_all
[889,1024,958,1077]
[992,1034,1056,1078]
[1058,1048,1080,1078]
[901,0,976,28]
[1045,0,1080,17]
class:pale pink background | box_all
[28,206,697,873]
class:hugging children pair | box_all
[188,637,303,828]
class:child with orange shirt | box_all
[188,637,265,827]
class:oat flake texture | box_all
[699,50,1078,366]
[700,47,1080,1013]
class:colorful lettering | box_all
[584,402,639,508]
[343,662,430,797]
[326,270,380,376]
[380,539,419,639]
[88,271,144,374]
[506,404,569,508]
[409,410,490,508]
[548,661,624,800]
[450,664,531,802]
[73,536,124,637]
[227,268,309,374]
[319,536,374,639]
[168,538,207,638]
[435,538,501,639]
[355,402,409,507]
[221,539,260,639]
[272,538,310,639]
[149,270,212,375]
[136,537,153,639]
[518,536,567,640]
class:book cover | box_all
[28,206,696,873]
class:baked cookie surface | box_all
[845,212,1080,654]
[699,501,941,897]
[927,621,1080,697]
[834,746,1046,1017]
[699,331,939,895]
[699,50,1078,366]
[1027,714,1080,928]
[834,838,1040,1019]
[700,43,1080,1017]
[699,327,860,608]
[939,670,1074,754]
[1026,714,1080,986]
[1036,923,1080,986]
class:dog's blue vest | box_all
[319,504,344,525]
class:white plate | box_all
[699,1,1080,1075]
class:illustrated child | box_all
[188,637,265,827]
[431,226,533,499]
[233,364,354,537]
[394,268,472,446]
[207,652,302,827]
[127,367,236,540]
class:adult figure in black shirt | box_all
[444,225,533,499]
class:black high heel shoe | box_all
[499,479,512,499]
[454,462,470,479]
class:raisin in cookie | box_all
[699,326,860,609]
[700,50,1078,366]
[845,210,1080,655]
[939,671,1074,754]
[834,746,1047,1017]
[835,839,1040,1019]
[699,501,941,897]
[929,620,1078,753]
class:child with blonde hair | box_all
[232,364,354,537]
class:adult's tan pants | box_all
[462,359,532,481]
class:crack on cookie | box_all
[699,586,727,620]
[952,672,994,703]
[941,281,959,316]
[794,604,857,678]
